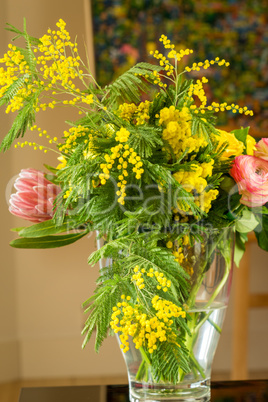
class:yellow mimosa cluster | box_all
[173,161,218,214]
[117,101,151,125]
[110,294,186,354]
[100,128,144,205]
[131,265,172,292]
[59,125,90,154]
[185,57,230,72]
[158,106,207,157]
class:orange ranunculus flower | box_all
[230,155,268,207]
[254,138,268,161]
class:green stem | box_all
[136,347,150,382]
[187,273,205,308]
[193,311,213,335]
[139,346,151,366]
[183,231,232,382]
[189,354,206,379]
[204,261,231,309]
[187,230,229,308]
[136,359,146,382]
[207,318,222,334]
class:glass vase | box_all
[116,227,234,402]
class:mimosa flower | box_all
[230,155,268,207]
[254,138,268,161]
[9,168,61,222]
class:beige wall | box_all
[0,0,20,382]
[0,0,267,384]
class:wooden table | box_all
[18,380,268,401]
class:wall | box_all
[0,0,267,384]
[0,0,20,382]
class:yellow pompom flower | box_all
[246,135,256,155]
[115,127,130,143]
[215,129,244,160]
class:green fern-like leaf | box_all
[143,160,201,217]
[128,125,163,158]
[103,62,162,106]
[191,115,218,152]
[0,75,29,107]
[6,21,40,47]
[0,99,36,152]
[154,341,190,382]
[82,272,129,351]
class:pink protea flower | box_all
[254,138,268,161]
[230,155,268,207]
[9,168,61,222]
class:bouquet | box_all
[1,19,268,388]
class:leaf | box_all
[0,75,30,107]
[5,22,40,46]
[254,215,268,252]
[82,275,123,351]
[11,227,26,232]
[143,160,201,217]
[10,230,88,249]
[251,206,268,215]
[0,99,36,152]
[128,126,163,158]
[235,209,259,233]
[17,216,89,238]
[43,164,59,174]
[191,116,216,151]
[104,62,162,105]
[234,231,248,267]
[231,127,249,148]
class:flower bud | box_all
[9,168,61,222]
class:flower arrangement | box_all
[1,19,268,388]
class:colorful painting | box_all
[92,0,268,135]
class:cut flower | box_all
[254,138,268,161]
[230,155,268,207]
[9,168,61,222]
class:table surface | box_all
[18,380,268,402]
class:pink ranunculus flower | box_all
[254,138,268,161]
[230,155,268,207]
[9,168,61,222]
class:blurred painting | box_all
[92,0,268,135]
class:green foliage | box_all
[10,230,89,248]
[0,75,29,107]
[128,125,163,158]
[16,216,90,238]
[0,99,36,151]
[232,127,249,149]
[254,214,268,252]
[151,341,190,383]
[234,231,248,267]
[175,77,192,109]
[235,209,259,233]
[103,62,162,106]
[5,21,40,47]
[143,160,201,218]
[82,272,124,351]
